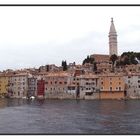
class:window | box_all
[138,80,140,83]
[110,87,112,91]
[110,78,112,80]
[101,82,103,85]
[139,85,140,88]
[55,81,57,84]
[119,87,121,91]
[110,82,112,85]
[59,82,62,84]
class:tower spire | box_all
[109,18,118,56]
[111,17,113,22]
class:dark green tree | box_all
[62,60,67,71]
[82,55,95,65]
[110,54,118,65]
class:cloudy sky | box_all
[0,6,140,70]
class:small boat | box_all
[30,96,35,100]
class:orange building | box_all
[98,73,125,99]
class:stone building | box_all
[8,73,28,98]
[45,72,72,99]
[27,75,37,98]
[79,74,99,99]
[37,78,45,98]
[98,73,125,99]
[0,74,9,98]
[123,73,140,98]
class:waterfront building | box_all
[27,75,37,98]
[45,72,71,99]
[37,78,45,98]
[79,74,99,99]
[109,18,118,56]
[67,74,80,98]
[123,73,140,98]
[98,73,125,99]
[0,74,9,98]
[8,73,28,98]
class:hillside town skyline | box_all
[0,17,139,100]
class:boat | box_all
[30,96,35,100]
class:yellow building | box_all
[0,74,9,97]
[98,73,125,99]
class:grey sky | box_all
[0,6,140,70]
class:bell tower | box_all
[109,18,118,56]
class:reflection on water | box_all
[0,99,139,134]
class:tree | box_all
[110,54,118,65]
[82,55,95,65]
[123,56,130,65]
[62,60,67,71]
[130,54,138,65]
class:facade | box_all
[27,75,37,98]
[39,64,60,72]
[109,18,118,56]
[96,61,112,73]
[125,64,140,73]
[124,73,140,98]
[98,73,125,99]
[0,74,9,97]
[90,54,110,63]
[37,79,45,98]
[45,72,72,99]
[8,73,28,98]
[79,74,99,99]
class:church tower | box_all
[109,18,118,56]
